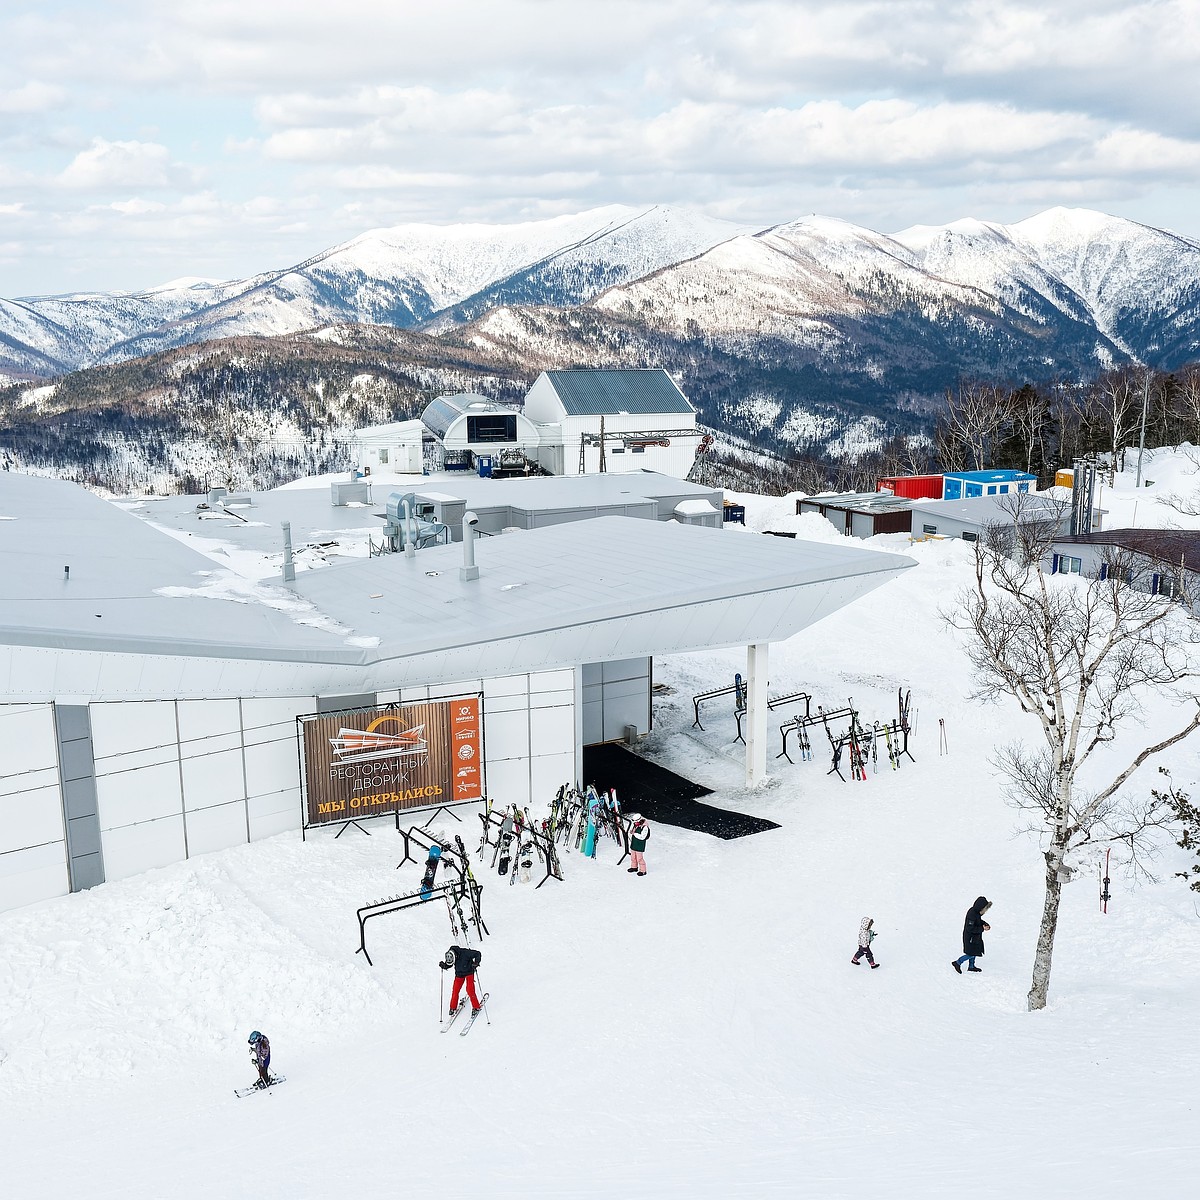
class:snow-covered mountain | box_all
[6,205,1199,386]
[1,206,758,378]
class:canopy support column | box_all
[745,642,769,787]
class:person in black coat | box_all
[952,897,992,973]
[440,944,483,1013]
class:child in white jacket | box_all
[851,917,879,968]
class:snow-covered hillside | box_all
[3,206,756,375]
[4,205,1200,384]
[2,450,1199,1199]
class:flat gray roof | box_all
[0,473,352,661]
[289,517,913,661]
[543,369,694,417]
[413,471,719,511]
[0,472,915,695]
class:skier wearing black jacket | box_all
[441,944,484,1013]
[952,897,992,973]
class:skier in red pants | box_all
[440,945,483,1014]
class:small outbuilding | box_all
[908,493,1075,543]
[941,469,1036,500]
[796,492,915,539]
[351,420,426,476]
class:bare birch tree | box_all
[935,381,1008,472]
[944,505,1200,1011]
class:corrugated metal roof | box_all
[1055,528,1200,572]
[544,369,694,417]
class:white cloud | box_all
[2,0,1200,295]
[58,138,178,190]
[0,81,67,114]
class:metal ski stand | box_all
[895,688,917,764]
[396,823,453,872]
[691,683,738,730]
[477,806,564,888]
[355,882,458,966]
[778,705,853,765]
[733,689,813,744]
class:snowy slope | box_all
[6,207,754,372]
[2,452,1199,1199]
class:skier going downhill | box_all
[248,1030,272,1088]
[440,944,484,1015]
[952,897,992,973]
[851,916,880,967]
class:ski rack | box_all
[396,824,490,935]
[691,684,738,730]
[777,706,852,764]
[477,809,564,888]
[354,877,485,966]
[734,689,813,744]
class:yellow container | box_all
[1055,469,1074,488]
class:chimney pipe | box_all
[401,498,416,560]
[460,510,479,581]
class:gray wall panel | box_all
[54,703,105,893]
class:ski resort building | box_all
[1046,529,1200,600]
[351,420,426,476]
[420,394,542,474]
[0,472,913,913]
[908,493,1081,543]
[522,369,704,479]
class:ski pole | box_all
[475,974,491,1025]
[440,966,444,1020]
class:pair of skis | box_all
[234,1074,286,1098]
[441,993,489,1037]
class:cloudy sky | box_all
[2,0,1199,296]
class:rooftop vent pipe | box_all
[282,521,296,583]
[459,510,480,581]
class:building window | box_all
[923,524,937,535]
[1156,574,1182,600]
[610,446,625,455]
[466,414,517,443]
[987,485,998,495]
[1054,554,1082,575]
[631,445,646,454]
[378,449,389,465]
[961,531,978,542]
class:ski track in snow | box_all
[2,449,1200,1198]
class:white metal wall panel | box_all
[530,751,575,798]
[243,738,300,803]
[483,708,529,757]
[90,700,179,758]
[95,761,183,830]
[0,784,67,856]
[181,749,245,812]
[176,698,241,742]
[0,704,60,776]
[0,842,69,910]
[184,801,248,857]
[241,697,316,731]
[530,704,574,755]
[102,815,186,881]
[247,789,299,840]
[481,756,531,807]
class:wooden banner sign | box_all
[301,697,483,826]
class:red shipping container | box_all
[877,474,944,500]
